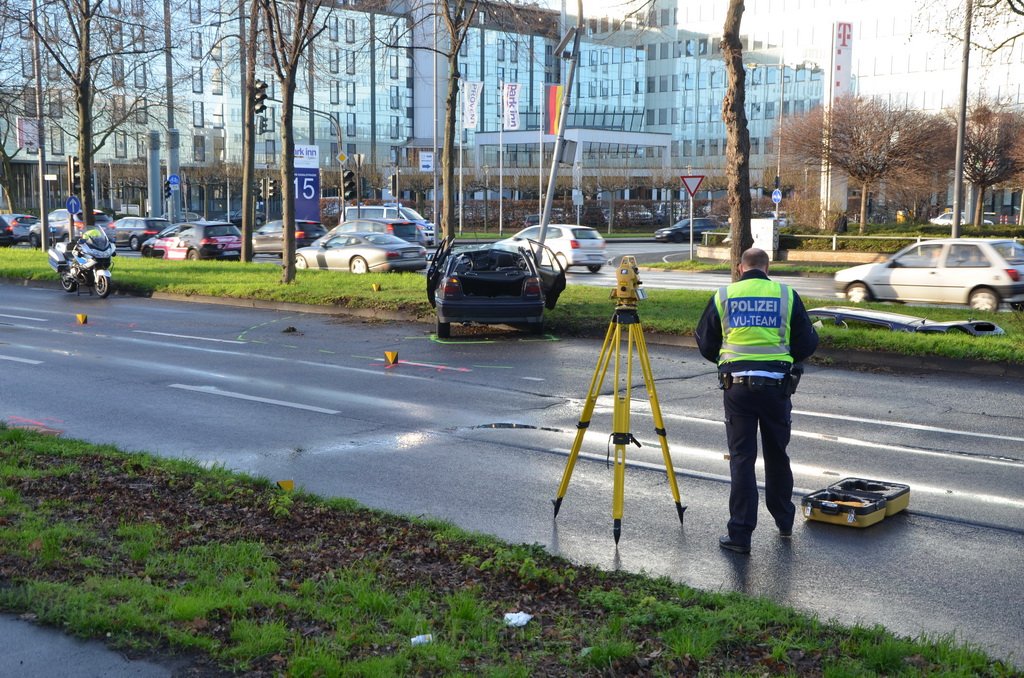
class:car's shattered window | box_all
[451,250,526,274]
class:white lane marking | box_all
[0,354,44,365]
[591,399,1024,468]
[169,384,340,414]
[134,330,246,344]
[522,377,545,381]
[502,439,1024,512]
[618,396,1024,446]
[0,313,48,322]
[793,409,1024,444]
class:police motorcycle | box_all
[47,226,116,298]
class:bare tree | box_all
[960,102,1024,225]
[721,0,752,278]
[782,96,953,231]
[24,0,166,233]
[259,0,327,283]
[433,0,481,242]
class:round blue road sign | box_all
[771,189,782,205]
[66,196,81,214]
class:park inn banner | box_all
[502,83,522,131]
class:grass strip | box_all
[0,425,1019,676]
[1,248,1022,365]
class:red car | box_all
[147,221,241,260]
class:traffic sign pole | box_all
[680,175,705,261]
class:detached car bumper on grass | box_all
[808,306,1005,336]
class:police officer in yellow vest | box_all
[696,248,818,554]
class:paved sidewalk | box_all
[0,613,184,677]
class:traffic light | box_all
[267,177,278,198]
[66,155,81,196]
[343,170,356,200]
[163,179,172,200]
[389,173,398,196]
[259,177,268,201]
[257,116,267,134]
[252,79,268,115]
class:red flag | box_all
[546,85,564,135]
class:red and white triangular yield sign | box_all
[680,175,704,197]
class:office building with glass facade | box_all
[2,0,1019,215]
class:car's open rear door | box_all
[528,240,566,310]
[426,236,454,307]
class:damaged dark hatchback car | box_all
[426,238,566,338]
[807,306,1005,336]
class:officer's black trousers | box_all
[722,383,795,545]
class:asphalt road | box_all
[1,283,1022,667]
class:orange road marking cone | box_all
[384,351,399,366]
[76,314,87,324]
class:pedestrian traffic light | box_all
[252,79,268,115]
[163,179,172,200]
[343,170,356,200]
[259,177,268,201]
[66,155,81,196]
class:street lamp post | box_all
[776,56,784,191]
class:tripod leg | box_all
[610,320,635,543]
[633,323,686,524]
[553,315,618,517]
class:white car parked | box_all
[928,212,993,226]
[498,224,607,273]
[834,238,1024,312]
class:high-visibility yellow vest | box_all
[714,278,795,366]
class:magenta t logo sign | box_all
[836,23,852,47]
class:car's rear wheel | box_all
[129,235,140,251]
[671,232,684,243]
[587,265,602,274]
[845,282,871,303]
[436,318,451,338]
[968,288,1000,312]
[186,249,199,260]
[350,256,369,274]
[295,255,308,270]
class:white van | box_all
[344,204,435,245]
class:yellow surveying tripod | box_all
[552,256,686,543]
